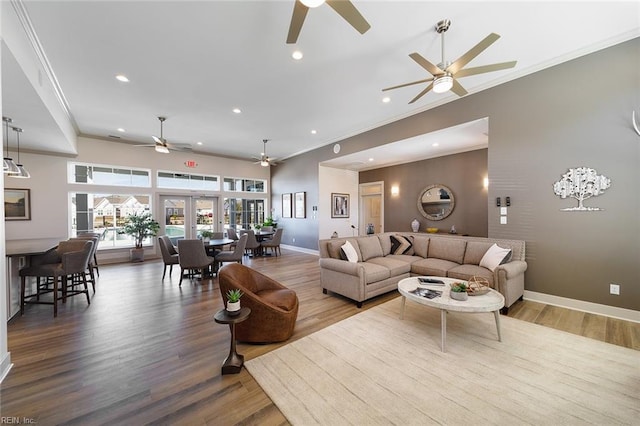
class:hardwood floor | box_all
[2,249,638,425]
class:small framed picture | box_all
[4,188,31,221]
[282,193,292,218]
[331,193,349,218]
[294,191,306,218]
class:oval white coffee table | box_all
[398,276,505,352]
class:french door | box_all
[159,195,219,243]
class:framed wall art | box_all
[294,191,306,218]
[331,193,349,218]
[282,193,292,218]
[4,188,31,221]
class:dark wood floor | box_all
[2,249,638,425]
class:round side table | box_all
[213,307,251,375]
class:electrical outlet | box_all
[610,283,620,295]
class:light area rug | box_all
[245,297,639,425]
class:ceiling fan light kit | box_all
[300,0,324,8]
[433,74,453,93]
[287,0,371,44]
[136,116,191,153]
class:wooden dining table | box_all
[253,231,274,256]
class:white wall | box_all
[5,136,271,263]
[318,165,359,239]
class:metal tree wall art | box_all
[553,167,611,211]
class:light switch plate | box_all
[500,207,507,215]
[500,216,507,225]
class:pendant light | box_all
[9,126,30,178]
[3,116,19,174]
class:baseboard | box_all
[524,290,640,323]
[280,244,319,256]
[0,351,13,383]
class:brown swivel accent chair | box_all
[218,263,299,343]
[177,239,216,286]
[158,235,179,279]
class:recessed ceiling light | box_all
[368,158,374,162]
[292,50,303,60]
[432,143,439,147]
[311,129,317,134]
[233,108,242,114]
[117,128,125,132]
[196,141,203,145]
[382,97,391,103]
[115,74,129,82]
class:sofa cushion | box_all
[377,234,392,256]
[386,254,423,265]
[463,241,494,265]
[390,234,413,255]
[480,243,512,271]
[358,236,384,261]
[368,257,412,276]
[412,235,429,258]
[428,238,466,264]
[447,265,495,288]
[341,241,359,263]
[361,262,391,283]
[327,240,345,259]
[410,258,460,277]
[258,288,299,311]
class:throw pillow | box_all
[479,243,512,272]
[390,234,413,255]
[341,241,359,263]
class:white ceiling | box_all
[2,1,639,167]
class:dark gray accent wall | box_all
[272,38,640,311]
[360,149,488,237]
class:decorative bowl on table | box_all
[466,276,490,296]
[426,227,439,234]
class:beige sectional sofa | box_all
[318,232,527,312]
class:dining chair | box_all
[261,226,273,233]
[240,230,261,257]
[19,239,93,317]
[261,228,283,257]
[158,235,179,279]
[76,232,101,277]
[226,228,239,250]
[70,234,100,292]
[211,232,224,239]
[177,239,216,286]
[215,233,248,268]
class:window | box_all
[69,163,151,187]
[71,192,154,248]
[223,177,267,193]
[223,198,265,230]
[157,171,220,191]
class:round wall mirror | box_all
[417,184,455,221]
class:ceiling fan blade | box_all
[408,81,434,104]
[382,77,435,92]
[152,135,163,144]
[165,143,192,152]
[450,79,468,97]
[326,0,371,35]
[286,1,309,44]
[409,53,444,77]
[454,60,517,78]
[447,33,500,75]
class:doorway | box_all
[359,182,384,235]
[159,195,219,243]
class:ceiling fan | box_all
[287,0,371,44]
[253,139,276,167]
[136,117,192,153]
[383,19,517,104]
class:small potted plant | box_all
[263,216,277,229]
[450,282,468,301]
[225,289,244,315]
[200,229,214,242]
[120,212,160,262]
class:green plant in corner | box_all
[226,289,244,303]
[120,212,160,249]
[450,282,468,293]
